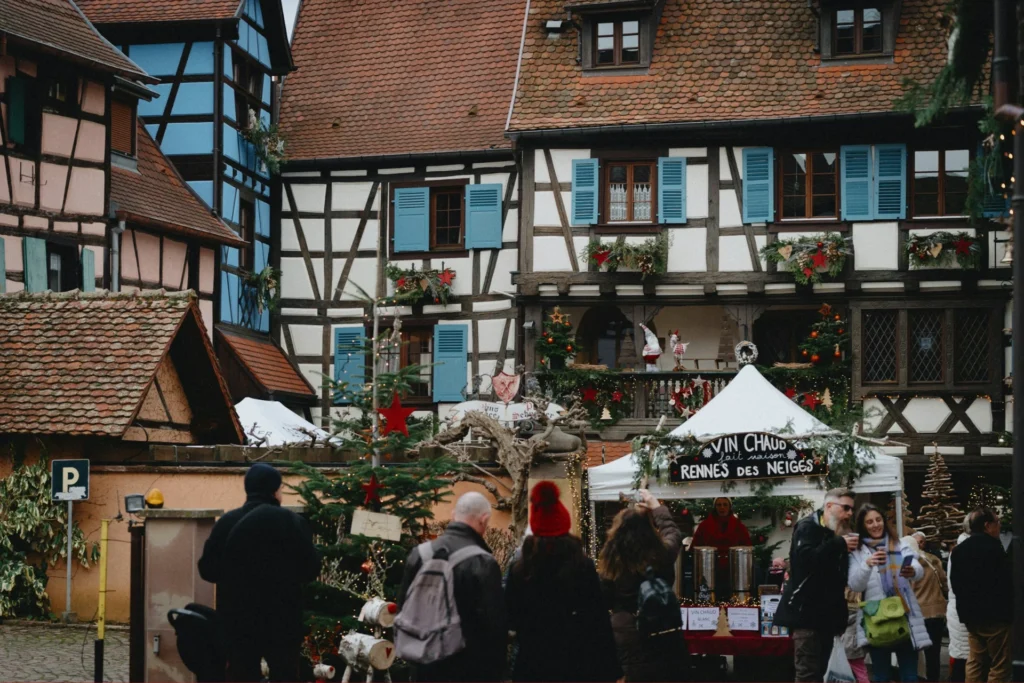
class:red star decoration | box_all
[802,391,821,411]
[582,387,598,402]
[611,390,624,403]
[377,392,416,436]
[594,249,611,266]
[438,269,455,286]
[361,474,383,506]
[954,238,973,255]
[784,387,798,399]
[811,249,828,269]
[802,267,814,278]
[396,277,407,288]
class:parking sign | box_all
[51,459,89,501]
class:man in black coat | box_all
[397,491,507,682]
[198,463,320,682]
[774,487,858,682]
[950,507,1012,683]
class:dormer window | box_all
[834,8,882,56]
[575,1,658,73]
[110,98,137,157]
[596,19,641,66]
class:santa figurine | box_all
[668,330,689,370]
[639,324,662,372]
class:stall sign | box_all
[727,607,760,631]
[669,432,827,483]
[686,607,721,631]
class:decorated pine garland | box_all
[582,232,669,278]
[668,378,714,419]
[534,366,633,427]
[760,232,851,285]
[384,263,456,305]
[905,231,981,269]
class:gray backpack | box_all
[394,541,489,665]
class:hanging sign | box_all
[668,432,826,483]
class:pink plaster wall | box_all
[39,162,68,212]
[199,247,215,294]
[41,113,78,158]
[3,234,22,293]
[23,215,47,230]
[0,214,16,227]
[0,157,9,202]
[11,159,37,207]
[83,221,106,236]
[64,167,105,215]
[81,80,106,117]
[199,299,214,335]
[55,221,78,233]
[162,238,188,289]
[132,230,161,285]
[121,230,140,281]
[75,121,106,163]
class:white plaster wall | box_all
[281,257,320,299]
[481,172,516,197]
[286,324,324,355]
[687,163,709,219]
[534,190,570,227]
[573,236,590,270]
[902,398,952,433]
[534,236,574,271]
[989,230,1011,268]
[650,306,735,371]
[862,398,886,433]
[445,256,473,296]
[669,148,707,158]
[669,229,706,271]
[853,222,899,270]
[285,217,325,251]
[298,362,325,398]
[720,147,734,182]
[719,235,754,271]
[720,189,742,228]
[290,184,327,213]
[961,398,993,433]
[535,149,589,184]
[502,208,519,243]
[475,319,508,354]
[331,218,359,251]
[490,248,518,294]
[338,258,377,301]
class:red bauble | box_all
[547,337,554,343]
[566,345,573,351]
[834,314,841,321]
[801,349,809,357]
[834,350,842,358]
[361,559,374,574]
[810,331,819,339]
[816,241,824,248]
[838,328,845,334]
[810,354,820,363]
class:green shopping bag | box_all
[860,596,910,648]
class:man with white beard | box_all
[774,488,859,682]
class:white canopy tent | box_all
[235,398,338,447]
[588,365,904,522]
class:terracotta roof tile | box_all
[0,0,151,80]
[112,124,244,246]
[0,290,191,436]
[586,441,633,468]
[510,0,957,131]
[75,0,241,24]
[280,0,524,160]
[218,328,316,397]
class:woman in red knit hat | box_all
[504,481,622,682]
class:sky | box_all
[282,0,300,40]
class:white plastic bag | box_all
[824,636,856,683]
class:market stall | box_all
[587,364,905,674]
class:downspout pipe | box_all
[111,218,125,292]
[992,0,1018,110]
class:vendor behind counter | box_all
[691,497,752,597]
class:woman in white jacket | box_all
[945,520,971,682]
[848,504,931,682]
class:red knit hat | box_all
[530,481,571,537]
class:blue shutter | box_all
[80,248,95,292]
[333,328,365,405]
[571,158,599,225]
[393,187,430,252]
[6,77,27,145]
[465,183,503,249]
[874,144,907,219]
[0,239,5,293]
[979,144,1010,218]
[433,324,468,402]
[22,237,46,292]
[841,145,873,220]
[742,148,774,224]
[658,157,687,224]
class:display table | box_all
[683,630,793,657]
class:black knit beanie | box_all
[244,463,282,496]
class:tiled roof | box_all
[280,0,523,160]
[75,0,241,24]
[218,328,316,398]
[585,441,633,468]
[509,0,953,132]
[0,290,240,438]
[0,0,151,81]
[112,124,244,246]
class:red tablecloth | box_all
[683,630,794,657]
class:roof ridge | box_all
[0,288,197,301]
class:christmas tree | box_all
[290,328,460,673]
[969,481,1012,531]
[799,303,849,366]
[536,307,576,369]
[915,450,965,547]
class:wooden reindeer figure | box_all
[338,598,398,683]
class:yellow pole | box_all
[97,519,109,641]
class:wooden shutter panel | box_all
[571,158,599,225]
[6,76,27,145]
[465,183,503,249]
[0,239,5,293]
[393,187,430,252]
[979,143,1011,218]
[22,237,46,292]
[110,99,135,155]
[81,248,95,292]
[658,157,687,224]
[742,148,774,223]
[874,144,907,219]
[432,324,468,402]
[333,327,365,405]
[841,145,873,220]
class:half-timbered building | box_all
[506,0,1013,495]
[277,0,524,426]
[77,0,318,413]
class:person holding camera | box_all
[847,503,930,682]
[597,489,684,682]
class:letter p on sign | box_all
[51,459,90,501]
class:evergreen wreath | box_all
[905,231,981,269]
[582,232,669,278]
[384,263,456,305]
[760,232,851,285]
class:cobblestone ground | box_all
[0,623,129,683]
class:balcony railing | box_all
[630,370,737,419]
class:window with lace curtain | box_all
[604,161,656,223]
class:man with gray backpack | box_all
[395,492,507,682]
